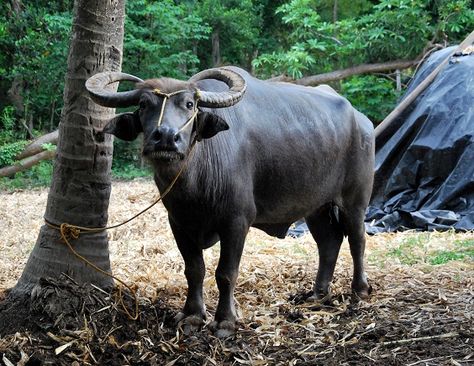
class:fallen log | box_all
[0,149,55,178]
[15,130,58,160]
[296,59,419,86]
[267,59,419,85]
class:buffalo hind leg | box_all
[342,208,371,298]
[306,206,344,302]
[169,219,206,334]
[210,216,249,338]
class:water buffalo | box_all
[86,67,375,337]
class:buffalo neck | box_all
[153,132,234,205]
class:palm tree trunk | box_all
[212,29,221,66]
[11,0,125,296]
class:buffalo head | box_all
[85,68,246,163]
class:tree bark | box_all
[267,59,419,85]
[212,29,221,66]
[11,0,126,296]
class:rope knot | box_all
[60,223,81,241]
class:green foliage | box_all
[0,160,53,190]
[253,0,474,78]
[0,106,28,167]
[0,5,72,130]
[427,249,473,265]
[2,0,474,185]
[454,239,474,248]
[0,106,16,143]
[437,0,474,38]
[253,0,474,122]
[342,75,400,123]
[112,163,151,180]
[41,142,57,152]
[124,0,210,79]
[387,234,428,265]
[0,140,28,167]
[110,138,151,180]
[427,238,474,265]
[194,0,262,68]
[356,0,433,62]
[371,233,474,267]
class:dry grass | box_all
[0,180,473,365]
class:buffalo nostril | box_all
[152,130,162,142]
[174,134,181,142]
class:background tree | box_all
[0,0,473,185]
[194,0,262,69]
[9,0,126,300]
[252,0,474,122]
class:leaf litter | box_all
[0,179,473,365]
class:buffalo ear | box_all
[195,111,229,141]
[102,110,142,141]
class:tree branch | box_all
[292,59,420,86]
[0,150,55,178]
[267,59,419,84]
[15,130,58,160]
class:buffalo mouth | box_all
[147,150,185,162]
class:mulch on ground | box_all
[0,180,473,365]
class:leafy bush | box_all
[111,138,151,180]
[341,75,400,124]
[0,141,28,167]
[1,7,72,131]
[112,163,151,180]
[0,160,53,190]
[252,0,474,123]
[124,0,210,79]
[0,106,29,167]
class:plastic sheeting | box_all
[366,46,474,233]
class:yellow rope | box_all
[153,88,200,129]
[156,95,167,127]
[45,140,197,320]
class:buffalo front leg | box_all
[169,220,206,333]
[211,217,249,338]
[306,207,344,302]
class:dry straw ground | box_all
[0,180,473,365]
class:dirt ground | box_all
[0,180,473,365]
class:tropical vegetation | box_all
[1,0,473,187]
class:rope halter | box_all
[153,88,201,134]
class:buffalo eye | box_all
[139,100,147,109]
[186,101,194,110]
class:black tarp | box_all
[287,46,474,238]
[366,46,474,233]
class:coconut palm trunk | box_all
[11,0,125,296]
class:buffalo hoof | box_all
[209,320,236,338]
[307,289,332,304]
[352,283,372,300]
[175,313,205,335]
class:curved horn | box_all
[189,67,246,108]
[85,72,144,108]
